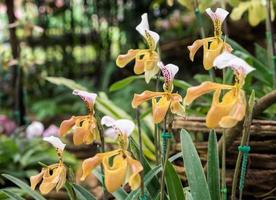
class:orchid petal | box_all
[116,49,140,68]
[73,90,97,105]
[26,121,44,139]
[152,96,171,124]
[30,169,45,190]
[144,65,159,83]
[104,128,118,139]
[136,13,159,49]
[206,89,237,128]
[132,91,164,108]
[43,136,66,151]
[214,52,255,75]
[170,94,185,116]
[188,39,204,62]
[73,127,87,145]
[114,119,135,137]
[159,62,179,83]
[203,39,225,70]
[206,8,229,23]
[103,153,128,192]
[59,117,76,137]
[126,155,143,191]
[230,2,250,21]
[184,81,233,106]
[101,116,116,127]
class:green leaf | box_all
[72,184,96,200]
[1,190,24,200]
[130,138,160,200]
[165,161,185,200]
[109,75,143,92]
[180,129,211,200]
[45,76,88,91]
[1,174,46,200]
[64,182,76,200]
[207,130,220,200]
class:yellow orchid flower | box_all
[184,52,255,128]
[30,136,67,195]
[59,90,99,145]
[231,0,275,27]
[116,13,160,83]
[81,116,143,193]
[188,8,232,70]
[132,63,185,124]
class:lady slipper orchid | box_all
[188,8,232,70]
[81,116,143,193]
[231,0,274,27]
[184,53,255,128]
[59,90,99,145]
[30,136,67,195]
[116,13,160,83]
[132,63,185,124]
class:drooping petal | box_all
[116,49,140,68]
[59,117,76,137]
[73,90,97,105]
[206,89,237,128]
[126,154,143,191]
[214,52,255,76]
[188,39,204,62]
[184,81,233,106]
[73,127,88,145]
[114,119,135,137]
[206,8,229,23]
[81,154,104,181]
[248,1,266,26]
[30,169,45,190]
[55,166,67,192]
[132,91,165,108]
[103,153,128,192]
[219,90,246,128]
[136,13,160,50]
[152,95,171,124]
[144,51,159,70]
[144,65,159,83]
[134,57,145,74]
[43,136,66,151]
[170,94,185,116]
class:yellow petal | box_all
[170,94,185,116]
[152,95,171,124]
[59,117,76,137]
[184,81,233,106]
[248,1,266,26]
[167,0,174,6]
[30,169,45,190]
[116,49,140,68]
[132,91,164,108]
[81,150,120,181]
[206,89,237,128]
[219,90,246,128]
[126,154,143,191]
[203,39,224,70]
[55,166,67,192]
[230,2,250,21]
[188,39,204,62]
[144,51,159,71]
[134,58,145,74]
[39,164,63,195]
[103,153,128,193]
[73,127,88,145]
[144,65,159,83]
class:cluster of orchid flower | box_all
[29,7,255,196]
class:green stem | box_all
[136,107,145,197]
[265,0,276,88]
[221,129,227,200]
[95,113,106,200]
[231,91,255,200]
[160,115,167,200]
[155,71,161,165]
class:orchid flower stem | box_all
[95,113,106,200]
[221,129,227,200]
[160,115,168,200]
[154,71,161,165]
[193,1,215,82]
[136,107,145,198]
[231,91,255,200]
[265,0,276,88]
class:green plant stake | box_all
[238,145,251,200]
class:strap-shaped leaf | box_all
[180,129,211,200]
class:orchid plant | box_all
[18,7,259,200]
